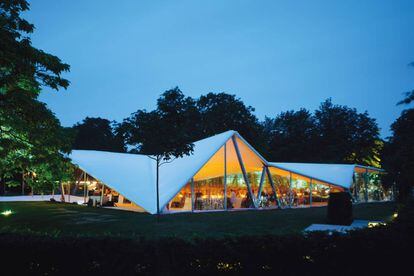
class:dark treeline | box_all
[72,87,381,167]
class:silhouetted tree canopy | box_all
[264,99,381,166]
[382,109,414,201]
[120,87,195,159]
[264,109,318,162]
[397,62,414,106]
[72,117,125,152]
[314,99,381,166]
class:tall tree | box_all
[120,87,195,214]
[314,99,381,166]
[0,0,72,194]
[72,117,125,152]
[196,92,265,153]
[265,109,318,162]
[382,109,414,201]
[397,62,414,106]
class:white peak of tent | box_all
[158,130,237,212]
[269,162,356,189]
[69,150,157,213]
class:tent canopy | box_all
[70,130,383,214]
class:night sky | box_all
[25,0,414,137]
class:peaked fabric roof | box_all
[268,162,382,189]
[70,150,156,212]
[70,130,238,214]
[70,130,383,214]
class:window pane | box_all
[166,182,192,212]
[291,173,310,207]
[353,172,366,202]
[193,147,225,211]
[257,171,278,208]
[268,167,291,208]
[311,180,331,206]
[226,139,254,209]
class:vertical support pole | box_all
[309,179,313,207]
[83,172,87,203]
[257,167,266,207]
[21,172,25,195]
[232,136,257,208]
[265,166,281,208]
[257,167,266,196]
[289,172,293,208]
[224,143,227,210]
[67,182,70,203]
[100,183,105,206]
[364,168,369,202]
[191,178,195,212]
[156,156,160,218]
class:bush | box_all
[327,192,353,225]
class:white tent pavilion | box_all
[67,130,390,214]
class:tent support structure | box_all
[224,143,227,210]
[257,167,266,207]
[83,172,87,203]
[191,178,195,211]
[231,135,257,208]
[364,168,369,202]
[265,166,282,208]
[100,183,105,206]
[309,178,313,207]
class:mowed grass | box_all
[0,201,397,240]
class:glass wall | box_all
[367,172,386,201]
[291,173,311,207]
[257,171,278,208]
[353,171,366,202]
[166,182,192,212]
[311,180,331,206]
[193,147,225,211]
[268,167,291,208]
[226,139,255,209]
[235,137,265,199]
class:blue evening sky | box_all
[25,0,414,137]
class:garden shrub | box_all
[327,191,353,225]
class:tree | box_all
[72,117,125,152]
[314,99,381,166]
[265,109,318,162]
[119,87,195,214]
[382,109,414,201]
[196,92,266,153]
[397,62,414,106]
[0,0,72,194]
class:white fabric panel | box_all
[268,162,356,189]
[70,150,157,213]
[158,130,235,211]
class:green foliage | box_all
[0,0,69,94]
[264,99,381,166]
[120,87,195,160]
[0,201,412,275]
[0,0,73,193]
[382,109,414,201]
[72,117,125,152]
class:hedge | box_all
[0,201,412,275]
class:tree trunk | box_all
[156,156,160,220]
[21,172,25,195]
[0,175,5,196]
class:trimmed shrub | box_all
[327,192,353,225]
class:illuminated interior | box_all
[63,169,145,211]
[351,167,390,202]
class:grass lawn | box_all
[0,201,397,240]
